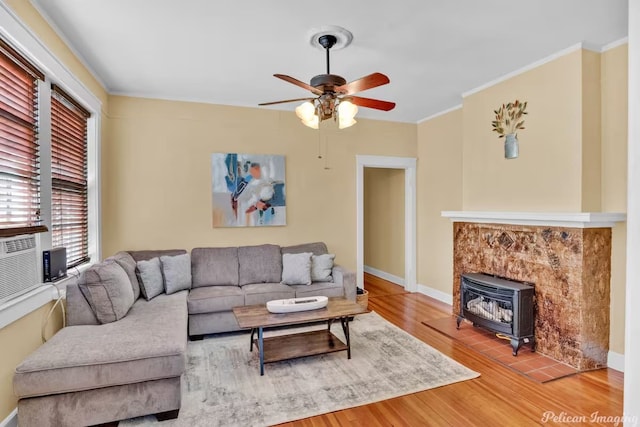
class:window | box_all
[51,85,90,268]
[0,39,45,236]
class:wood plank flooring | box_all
[276,273,624,427]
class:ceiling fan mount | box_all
[311,34,347,90]
[259,27,396,128]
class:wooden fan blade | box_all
[259,97,315,106]
[350,96,396,111]
[274,74,323,95]
[335,72,390,95]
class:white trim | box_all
[0,4,102,320]
[417,104,463,124]
[28,0,108,90]
[462,43,584,98]
[356,155,417,293]
[625,0,640,420]
[0,4,101,112]
[0,408,17,427]
[416,283,453,306]
[608,351,625,372]
[601,37,628,53]
[363,265,405,287]
[441,211,626,228]
[0,285,56,330]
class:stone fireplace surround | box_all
[442,211,625,370]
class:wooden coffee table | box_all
[233,297,367,375]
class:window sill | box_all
[0,262,92,330]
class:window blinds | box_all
[0,40,44,235]
[51,84,90,268]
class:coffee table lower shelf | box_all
[255,329,348,364]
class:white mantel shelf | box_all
[441,211,626,228]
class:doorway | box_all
[356,155,417,292]
[364,167,406,286]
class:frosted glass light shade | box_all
[301,115,319,129]
[338,100,358,119]
[295,101,316,121]
[338,116,357,129]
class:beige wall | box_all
[0,302,63,419]
[416,108,463,294]
[103,96,417,269]
[462,50,585,211]
[364,167,405,278]
[581,50,603,211]
[601,44,628,355]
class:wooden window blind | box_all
[51,84,90,268]
[0,40,45,237]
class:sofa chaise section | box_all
[14,250,188,427]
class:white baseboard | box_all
[416,283,453,306]
[363,265,405,286]
[607,350,625,372]
[0,408,17,427]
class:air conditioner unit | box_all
[0,234,41,305]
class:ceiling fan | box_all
[259,34,396,129]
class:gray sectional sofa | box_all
[13,242,355,426]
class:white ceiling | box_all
[31,0,628,123]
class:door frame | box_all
[356,155,417,292]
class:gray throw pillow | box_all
[110,251,141,300]
[281,252,313,285]
[136,257,164,300]
[77,261,134,324]
[160,253,192,294]
[311,254,335,282]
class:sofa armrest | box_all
[332,265,356,301]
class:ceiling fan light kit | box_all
[259,26,395,130]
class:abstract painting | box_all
[211,153,286,227]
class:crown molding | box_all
[417,104,462,124]
[601,37,629,52]
[28,0,108,91]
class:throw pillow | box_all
[311,253,335,282]
[281,252,313,285]
[136,257,164,300]
[77,261,134,324]
[110,251,141,300]
[160,253,192,294]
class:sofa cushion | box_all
[281,252,312,285]
[77,261,135,324]
[311,253,335,282]
[242,282,295,306]
[291,281,344,299]
[281,242,328,256]
[161,253,192,294]
[128,249,186,262]
[13,291,188,398]
[191,247,239,287]
[108,251,141,300]
[238,244,282,286]
[188,286,244,314]
[136,257,164,300]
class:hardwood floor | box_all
[277,273,624,427]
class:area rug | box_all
[422,316,578,383]
[122,311,479,427]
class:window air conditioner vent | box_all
[0,235,41,305]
